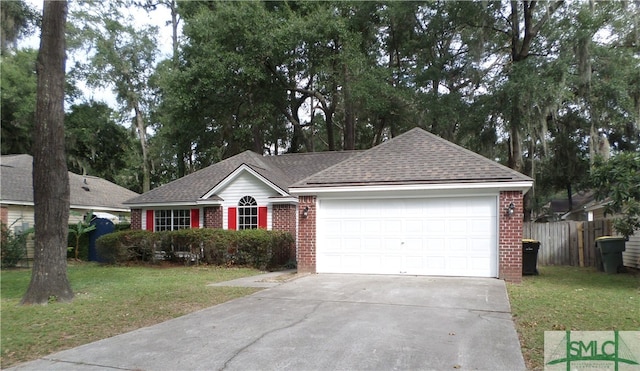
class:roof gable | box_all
[291,127,532,188]
[201,164,290,200]
[125,150,361,206]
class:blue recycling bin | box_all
[89,218,115,262]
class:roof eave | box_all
[289,180,534,195]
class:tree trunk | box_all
[508,100,524,173]
[343,64,355,150]
[170,0,179,67]
[325,108,336,151]
[133,102,151,192]
[22,0,73,305]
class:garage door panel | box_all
[404,238,423,250]
[382,237,402,249]
[343,238,361,250]
[426,256,446,270]
[344,220,361,233]
[405,220,423,233]
[317,196,497,277]
[424,238,445,251]
[470,218,492,234]
[362,238,382,251]
[324,220,343,234]
[448,219,469,234]
[424,220,446,233]
[383,220,403,233]
[362,220,382,233]
[448,238,469,253]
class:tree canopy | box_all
[2,0,639,218]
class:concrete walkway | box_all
[9,273,526,371]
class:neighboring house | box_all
[126,128,533,282]
[1,154,140,232]
[534,191,598,222]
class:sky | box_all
[23,0,176,110]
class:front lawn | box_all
[507,266,640,370]
[1,263,262,369]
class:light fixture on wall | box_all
[301,206,309,218]
[506,202,515,217]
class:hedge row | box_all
[96,228,295,270]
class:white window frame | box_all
[238,196,258,230]
[155,209,190,231]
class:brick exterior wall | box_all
[272,204,297,260]
[131,209,142,230]
[498,191,524,283]
[1,206,8,225]
[204,206,223,229]
[297,196,317,273]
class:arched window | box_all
[238,196,258,230]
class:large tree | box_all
[21,0,73,305]
[65,101,133,182]
[70,1,159,192]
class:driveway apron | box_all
[9,274,526,371]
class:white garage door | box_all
[317,196,497,277]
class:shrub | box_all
[95,227,295,269]
[200,229,238,265]
[1,223,30,268]
[115,223,131,232]
[235,229,295,270]
[67,226,90,261]
[96,230,156,264]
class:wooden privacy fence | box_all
[522,220,614,268]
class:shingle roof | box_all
[125,150,362,205]
[291,127,532,187]
[1,154,139,211]
[125,127,531,205]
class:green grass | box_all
[1,262,262,368]
[507,266,640,370]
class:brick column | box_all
[272,204,297,260]
[499,191,524,283]
[297,196,316,273]
[204,206,223,229]
[131,209,142,230]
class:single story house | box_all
[125,128,533,282]
[1,154,140,232]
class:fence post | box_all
[577,222,584,267]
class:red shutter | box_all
[190,209,199,229]
[258,206,267,229]
[228,207,237,230]
[146,210,154,231]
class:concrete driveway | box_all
[9,274,526,371]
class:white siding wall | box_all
[623,234,640,269]
[7,205,128,226]
[142,208,149,230]
[218,172,278,230]
[6,205,35,262]
[6,205,35,232]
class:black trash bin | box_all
[595,236,626,274]
[522,239,540,275]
